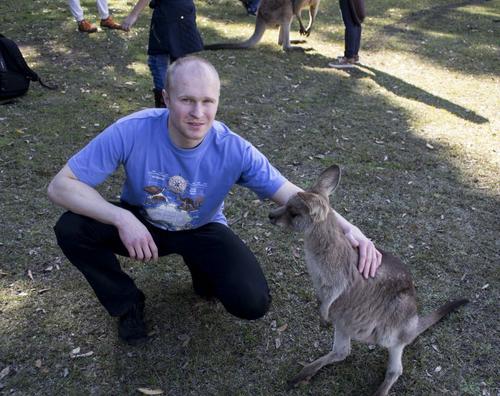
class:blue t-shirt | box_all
[68,109,286,231]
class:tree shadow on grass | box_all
[346,65,489,124]
[364,0,500,76]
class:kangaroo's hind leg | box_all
[288,326,351,389]
[278,25,284,46]
[372,343,405,396]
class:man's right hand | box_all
[116,210,159,262]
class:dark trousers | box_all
[339,0,362,58]
[53,203,270,320]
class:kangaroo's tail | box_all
[415,298,468,338]
[204,18,266,50]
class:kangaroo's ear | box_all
[297,191,328,222]
[310,165,341,197]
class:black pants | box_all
[339,0,361,58]
[53,202,270,320]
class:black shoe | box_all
[118,301,148,345]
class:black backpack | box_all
[0,34,55,103]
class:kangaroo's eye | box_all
[289,211,300,218]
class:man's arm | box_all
[270,181,382,278]
[121,0,150,31]
[47,164,158,262]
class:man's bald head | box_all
[165,56,220,95]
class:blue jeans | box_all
[339,0,361,58]
[246,0,260,14]
[148,54,169,90]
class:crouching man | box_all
[48,56,381,345]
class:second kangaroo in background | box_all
[204,0,320,51]
[269,165,468,396]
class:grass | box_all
[0,0,499,395]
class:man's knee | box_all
[53,211,89,249]
[222,286,271,320]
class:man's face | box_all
[163,64,220,149]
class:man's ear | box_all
[162,89,169,107]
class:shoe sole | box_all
[327,63,356,69]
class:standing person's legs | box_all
[96,0,122,29]
[95,0,110,20]
[68,0,99,32]
[147,54,169,107]
[172,223,271,320]
[339,0,361,59]
[353,22,362,57]
[68,0,85,22]
[245,0,261,16]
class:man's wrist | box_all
[111,207,133,229]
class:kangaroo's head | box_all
[269,165,341,232]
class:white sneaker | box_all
[328,58,356,68]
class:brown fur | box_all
[204,0,320,51]
[268,165,468,396]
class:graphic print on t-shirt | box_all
[142,171,205,231]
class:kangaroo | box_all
[204,0,320,51]
[268,164,468,396]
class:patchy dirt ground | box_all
[0,0,498,395]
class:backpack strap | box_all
[38,78,57,90]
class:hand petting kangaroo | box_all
[269,164,468,396]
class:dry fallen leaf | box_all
[70,347,80,356]
[137,388,164,395]
[72,351,94,358]
[27,270,34,281]
[277,323,288,333]
[275,337,281,349]
[35,359,42,368]
[177,334,191,347]
[0,366,10,380]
